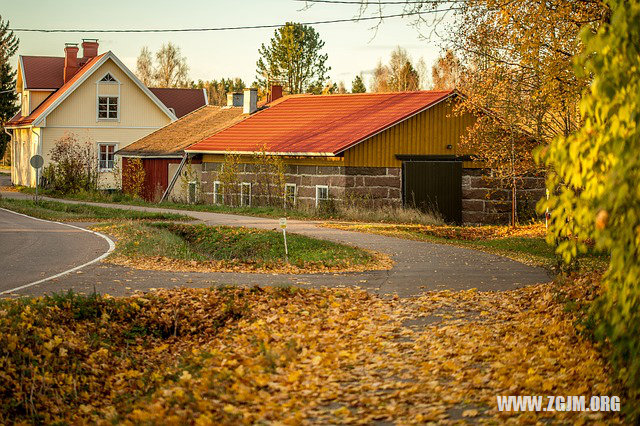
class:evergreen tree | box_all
[256,22,330,94]
[0,16,19,161]
[351,75,366,93]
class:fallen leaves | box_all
[0,279,624,424]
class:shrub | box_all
[540,0,640,418]
[42,133,98,194]
[122,157,146,198]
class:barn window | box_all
[315,185,329,207]
[213,181,223,204]
[284,183,297,208]
[240,182,251,206]
[98,96,119,119]
[98,143,117,171]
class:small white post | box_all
[279,218,289,263]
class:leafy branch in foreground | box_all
[541,0,640,419]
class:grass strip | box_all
[95,222,390,273]
[0,198,190,222]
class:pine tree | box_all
[256,22,330,94]
[351,75,366,93]
[0,16,19,161]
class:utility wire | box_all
[298,0,463,4]
[9,9,460,33]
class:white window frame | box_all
[284,183,297,207]
[213,180,223,204]
[97,142,118,172]
[315,185,329,207]
[97,96,120,121]
[240,182,252,206]
[96,72,121,122]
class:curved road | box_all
[0,191,550,298]
[0,208,111,294]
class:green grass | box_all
[101,222,376,271]
[17,187,442,225]
[0,198,191,222]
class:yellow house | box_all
[5,40,207,188]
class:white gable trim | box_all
[18,56,26,90]
[31,51,177,127]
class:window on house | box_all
[98,96,119,119]
[315,185,329,207]
[213,181,223,204]
[98,143,116,171]
[100,73,117,82]
[240,182,251,206]
[284,183,297,208]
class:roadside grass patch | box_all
[0,198,190,222]
[94,222,389,273]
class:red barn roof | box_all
[186,90,456,156]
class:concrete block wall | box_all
[200,162,402,208]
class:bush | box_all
[42,133,98,194]
[122,157,146,198]
[540,0,640,419]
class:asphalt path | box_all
[0,208,112,294]
[0,190,551,298]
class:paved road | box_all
[0,208,111,294]
[0,190,550,298]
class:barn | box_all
[116,105,244,201]
[184,90,544,224]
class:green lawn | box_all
[0,198,190,222]
[95,222,380,272]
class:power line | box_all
[9,9,460,33]
[298,0,462,4]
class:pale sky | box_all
[4,0,450,91]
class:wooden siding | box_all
[343,98,477,168]
[46,58,170,128]
[202,154,345,167]
[123,157,201,201]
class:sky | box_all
[4,0,451,91]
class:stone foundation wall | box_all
[461,169,546,224]
[200,163,402,208]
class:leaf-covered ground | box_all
[0,280,623,424]
[323,222,609,271]
[94,222,392,274]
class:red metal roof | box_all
[21,56,66,89]
[149,88,207,118]
[186,90,455,155]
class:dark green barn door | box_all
[403,161,462,223]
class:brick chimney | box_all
[268,84,283,103]
[63,43,79,83]
[81,39,99,61]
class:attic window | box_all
[100,73,117,83]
